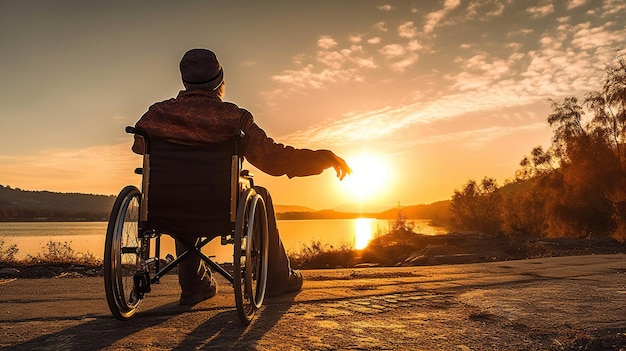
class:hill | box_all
[276,201,451,223]
[0,184,451,222]
[0,185,115,221]
[274,205,315,213]
[377,200,451,222]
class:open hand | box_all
[330,154,352,180]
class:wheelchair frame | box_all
[103,126,269,325]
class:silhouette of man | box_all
[132,48,351,304]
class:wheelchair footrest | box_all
[133,271,151,298]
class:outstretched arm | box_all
[242,116,352,179]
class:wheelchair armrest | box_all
[239,170,254,188]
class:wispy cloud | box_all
[566,0,587,10]
[424,0,462,33]
[280,86,542,147]
[372,21,387,32]
[409,123,548,149]
[398,21,417,39]
[526,2,555,19]
[601,0,626,16]
[466,0,506,20]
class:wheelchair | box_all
[104,126,269,325]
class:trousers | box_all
[174,186,292,295]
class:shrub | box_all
[360,227,423,266]
[26,241,101,266]
[288,241,357,269]
[0,240,19,263]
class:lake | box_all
[0,218,448,263]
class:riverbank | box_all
[2,232,624,280]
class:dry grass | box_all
[0,240,101,267]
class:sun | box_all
[339,153,391,202]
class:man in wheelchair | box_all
[130,48,351,306]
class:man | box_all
[132,48,351,305]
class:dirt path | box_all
[1,254,624,350]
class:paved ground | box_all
[0,254,625,350]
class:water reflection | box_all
[0,219,449,262]
[355,218,374,250]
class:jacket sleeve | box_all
[241,114,334,178]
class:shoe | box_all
[265,269,303,297]
[179,277,218,305]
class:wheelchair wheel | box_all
[233,189,269,325]
[104,185,143,320]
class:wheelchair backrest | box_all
[131,128,245,237]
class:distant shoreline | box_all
[0,210,399,222]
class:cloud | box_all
[601,0,626,16]
[409,123,547,149]
[526,3,555,19]
[272,64,352,89]
[352,56,377,69]
[317,49,350,70]
[270,37,379,91]
[373,21,387,32]
[449,53,517,89]
[443,0,462,11]
[571,21,626,52]
[317,36,338,50]
[378,43,420,72]
[377,37,422,72]
[424,0,461,33]
[378,4,392,12]
[507,28,534,37]
[279,83,544,147]
[566,0,587,10]
[398,21,417,39]
[379,44,405,59]
[389,54,419,72]
[466,0,506,20]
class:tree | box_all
[586,55,626,168]
[501,178,548,239]
[515,145,556,181]
[450,177,502,235]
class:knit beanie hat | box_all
[179,48,224,90]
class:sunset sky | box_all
[1,1,625,212]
